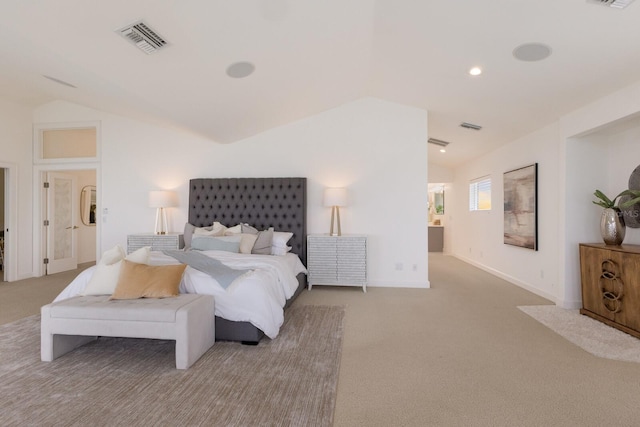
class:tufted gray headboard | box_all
[188,177,307,264]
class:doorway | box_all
[41,169,97,275]
[33,121,100,277]
[428,183,447,253]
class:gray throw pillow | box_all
[241,224,259,235]
[251,227,274,255]
[183,223,196,249]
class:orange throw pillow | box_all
[110,260,187,300]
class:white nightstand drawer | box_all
[127,233,184,254]
[307,234,367,292]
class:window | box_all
[469,176,491,211]
[33,122,100,164]
[42,128,97,159]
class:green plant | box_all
[593,189,640,209]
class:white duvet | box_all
[54,251,307,339]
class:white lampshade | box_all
[148,190,178,208]
[323,188,348,207]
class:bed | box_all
[54,177,308,345]
[187,177,308,343]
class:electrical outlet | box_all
[395,263,403,271]
[412,264,418,272]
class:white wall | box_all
[34,97,429,287]
[451,78,640,308]
[0,98,34,280]
[428,163,453,183]
[451,122,561,302]
[560,115,640,308]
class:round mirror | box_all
[80,185,97,226]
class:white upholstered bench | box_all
[41,294,215,369]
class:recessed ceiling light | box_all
[513,43,552,62]
[440,149,446,153]
[226,62,255,78]
[469,67,482,76]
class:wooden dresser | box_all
[579,243,640,339]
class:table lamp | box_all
[323,187,347,236]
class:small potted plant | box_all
[593,189,640,245]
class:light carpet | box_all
[518,305,640,364]
[0,305,345,427]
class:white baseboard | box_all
[17,272,37,281]
[555,299,582,310]
[366,280,430,289]
[452,254,556,304]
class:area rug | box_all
[518,305,640,364]
[0,305,345,426]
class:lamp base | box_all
[154,207,168,235]
[329,206,342,236]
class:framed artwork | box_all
[503,163,538,250]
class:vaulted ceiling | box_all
[1,0,640,167]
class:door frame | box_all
[0,162,17,282]
[33,163,100,277]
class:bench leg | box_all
[41,333,97,362]
[41,304,98,362]
[175,304,215,369]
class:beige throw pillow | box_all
[223,230,258,254]
[110,260,187,300]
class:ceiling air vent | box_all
[117,21,167,54]
[428,138,450,147]
[589,0,635,8]
[460,122,482,131]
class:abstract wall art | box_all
[504,163,538,250]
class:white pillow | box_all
[100,245,126,266]
[81,261,123,296]
[225,224,243,234]
[272,232,293,256]
[194,221,227,236]
[81,246,151,296]
[272,245,292,256]
[125,246,150,264]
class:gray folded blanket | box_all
[162,250,250,289]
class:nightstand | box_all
[307,234,367,292]
[127,233,184,254]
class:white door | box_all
[46,172,78,274]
